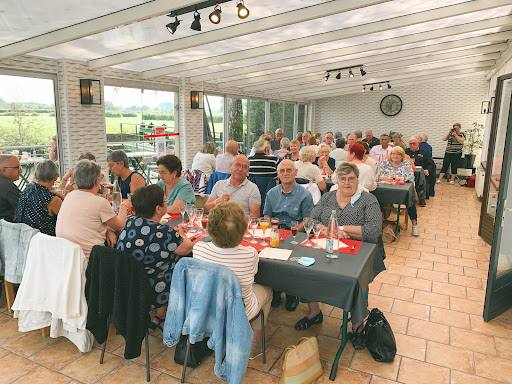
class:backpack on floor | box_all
[364,308,396,362]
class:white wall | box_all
[312,75,488,158]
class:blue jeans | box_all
[299,289,370,318]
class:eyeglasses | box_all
[278,168,295,174]
[232,162,249,170]
[338,176,357,183]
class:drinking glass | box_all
[250,218,259,244]
[313,221,322,249]
[303,218,314,245]
[271,217,279,229]
[244,214,252,238]
[260,218,270,246]
[201,215,208,234]
[178,204,187,225]
[290,220,299,245]
[195,208,204,232]
[185,204,195,230]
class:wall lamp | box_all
[323,64,366,81]
[80,79,101,105]
[166,0,250,33]
[191,91,204,109]
[362,81,391,92]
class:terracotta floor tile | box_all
[435,247,462,257]
[268,306,307,328]
[370,376,398,384]
[369,281,382,295]
[176,355,222,384]
[392,300,430,321]
[450,327,496,355]
[473,246,491,254]
[373,272,401,286]
[391,249,420,259]
[450,370,502,384]
[413,290,450,309]
[394,333,426,361]
[96,361,160,384]
[434,262,464,275]
[424,227,448,236]
[432,281,467,299]
[383,255,405,265]
[2,329,58,357]
[0,313,11,323]
[317,334,355,364]
[317,365,371,384]
[0,353,38,383]
[92,325,126,353]
[461,251,489,261]
[464,267,489,279]
[379,284,414,301]
[0,318,23,344]
[420,252,448,264]
[381,312,409,335]
[247,345,284,373]
[14,366,72,384]
[407,318,449,344]
[143,347,185,378]
[60,348,124,384]
[309,316,344,339]
[495,337,512,360]
[398,276,432,292]
[112,334,167,365]
[267,325,315,349]
[350,350,401,380]
[0,347,9,359]
[242,367,279,383]
[449,274,483,289]
[31,338,83,370]
[426,341,474,373]
[448,242,476,252]
[477,260,490,270]
[474,352,512,383]
[386,264,418,278]
[408,243,436,253]
[466,287,485,303]
[470,315,512,339]
[152,374,181,383]
[436,234,453,242]
[417,269,449,283]
[449,256,478,268]
[404,258,433,270]
[368,295,394,313]
[450,297,484,316]
[397,356,450,384]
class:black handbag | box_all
[364,308,396,362]
[174,334,211,368]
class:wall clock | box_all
[380,94,402,116]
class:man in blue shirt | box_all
[418,133,433,157]
[263,159,314,311]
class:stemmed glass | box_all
[244,214,252,238]
[313,220,322,249]
[178,204,187,225]
[290,221,299,245]
[195,208,204,233]
[250,218,259,244]
[260,218,270,247]
[303,218,314,245]
[201,214,208,234]
[185,204,195,231]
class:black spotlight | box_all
[323,73,330,81]
[379,84,383,90]
[348,69,354,78]
[209,5,222,24]
[237,0,250,19]
[166,16,181,34]
[387,82,391,89]
[336,72,341,80]
[370,85,374,91]
[360,67,366,76]
[191,11,201,31]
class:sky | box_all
[0,75,55,105]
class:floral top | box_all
[379,159,414,183]
[16,183,58,236]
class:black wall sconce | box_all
[481,101,490,114]
[80,79,101,105]
[190,91,203,109]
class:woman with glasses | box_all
[294,163,385,351]
[156,155,196,215]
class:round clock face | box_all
[380,95,402,116]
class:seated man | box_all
[215,140,239,174]
[323,131,336,151]
[330,138,348,167]
[406,136,433,207]
[363,130,380,152]
[0,155,22,222]
[248,140,278,178]
[107,150,146,199]
[369,134,392,162]
[204,155,261,218]
[263,159,314,311]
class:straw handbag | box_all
[279,337,323,384]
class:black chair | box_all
[248,176,276,216]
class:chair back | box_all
[248,176,276,216]
[295,177,310,185]
[206,171,230,194]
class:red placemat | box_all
[240,229,292,252]
[300,236,363,254]
[161,214,182,223]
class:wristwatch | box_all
[339,225,344,232]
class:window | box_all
[249,99,265,150]
[204,94,224,152]
[298,104,307,133]
[227,97,248,154]
[269,101,283,135]
[284,103,295,140]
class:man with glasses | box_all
[323,132,336,151]
[406,136,433,207]
[204,155,261,217]
[0,154,22,221]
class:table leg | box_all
[394,206,401,238]
[18,164,33,190]
[329,311,348,381]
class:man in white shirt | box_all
[323,131,336,151]
[347,133,357,149]
[329,138,349,167]
[369,134,392,162]
[216,140,239,174]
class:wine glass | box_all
[195,208,204,232]
[260,218,270,247]
[313,220,322,249]
[250,218,259,244]
[244,213,252,238]
[201,214,208,234]
[178,203,186,225]
[290,220,299,245]
[185,204,195,231]
[303,218,314,245]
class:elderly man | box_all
[324,131,336,151]
[354,130,363,139]
[370,134,392,162]
[347,133,357,149]
[300,131,311,149]
[248,140,278,178]
[363,130,380,151]
[406,136,433,206]
[264,159,314,311]
[419,133,435,197]
[419,133,433,157]
[216,140,239,174]
[107,150,146,199]
[204,155,261,217]
[270,129,284,152]
[0,155,22,222]
[330,138,348,167]
[313,144,336,176]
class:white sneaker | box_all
[412,226,420,236]
[436,180,441,184]
[449,180,455,185]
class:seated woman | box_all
[286,139,301,161]
[191,142,216,180]
[157,155,196,214]
[59,152,108,193]
[313,143,336,177]
[117,185,193,331]
[295,146,326,191]
[294,163,385,351]
[379,146,419,236]
[193,202,272,360]
[357,141,377,174]
[56,159,129,258]
[307,136,319,155]
[274,137,291,159]
[16,160,64,236]
[345,143,376,191]
[107,150,146,199]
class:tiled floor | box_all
[1,182,512,384]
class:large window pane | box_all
[249,99,265,151]
[227,97,248,154]
[284,103,295,140]
[204,94,224,152]
[298,104,307,133]
[269,101,283,135]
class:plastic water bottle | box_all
[112,180,121,214]
[326,210,339,259]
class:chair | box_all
[248,176,276,216]
[206,171,230,194]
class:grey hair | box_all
[280,137,291,148]
[409,136,419,142]
[0,154,17,168]
[253,139,267,153]
[335,131,343,139]
[78,152,96,161]
[275,128,283,134]
[354,130,363,138]
[107,150,129,168]
[335,162,359,180]
[74,159,101,189]
[336,138,346,148]
[419,133,428,142]
[299,146,316,162]
[35,160,58,182]
[318,143,330,152]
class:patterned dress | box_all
[117,216,185,307]
[379,159,414,182]
[16,183,58,236]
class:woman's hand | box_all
[318,224,328,236]
[106,228,117,248]
[176,224,187,238]
[339,230,350,239]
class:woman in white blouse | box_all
[191,142,216,180]
[296,146,326,191]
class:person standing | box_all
[438,123,466,184]
[0,155,22,222]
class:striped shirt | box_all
[248,153,278,178]
[193,242,259,319]
[446,132,465,154]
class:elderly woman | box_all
[59,152,107,193]
[107,150,146,199]
[117,185,193,331]
[307,136,319,155]
[346,143,376,191]
[294,163,385,350]
[274,137,291,159]
[296,146,326,191]
[357,141,377,174]
[56,160,129,258]
[191,142,216,180]
[379,146,419,236]
[287,139,301,161]
[16,160,64,236]
[313,143,335,177]
[156,155,195,214]
[392,133,406,150]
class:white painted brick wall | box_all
[312,75,488,158]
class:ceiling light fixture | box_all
[362,81,392,93]
[379,84,383,90]
[362,86,366,93]
[387,82,391,89]
[360,67,366,76]
[209,5,222,24]
[323,73,330,81]
[348,69,354,78]
[237,0,250,19]
[191,11,201,31]
[323,64,365,81]
[166,16,181,34]
[336,72,341,80]
[370,85,374,91]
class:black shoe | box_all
[350,329,366,350]
[285,295,299,312]
[419,199,426,207]
[294,311,323,330]
[271,291,282,307]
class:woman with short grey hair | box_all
[56,159,129,258]
[16,160,64,236]
[107,149,146,199]
[274,137,291,159]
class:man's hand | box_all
[424,169,429,176]
[218,193,232,204]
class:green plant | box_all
[463,122,484,155]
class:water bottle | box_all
[326,210,339,259]
[112,180,121,214]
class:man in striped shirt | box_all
[248,140,278,178]
[438,123,466,185]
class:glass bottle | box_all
[112,180,121,215]
[326,210,339,259]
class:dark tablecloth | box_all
[371,182,414,208]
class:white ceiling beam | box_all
[486,38,512,79]
[193,19,512,83]
[88,0,391,70]
[234,43,506,90]
[142,0,512,78]
[0,0,205,60]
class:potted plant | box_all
[463,122,484,168]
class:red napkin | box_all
[300,236,363,254]
[240,229,292,252]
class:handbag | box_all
[174,334,211,368]
[279,337,323,384]
[364,308,396,362]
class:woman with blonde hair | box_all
[191,142,216,180]
[296,146,326,191]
